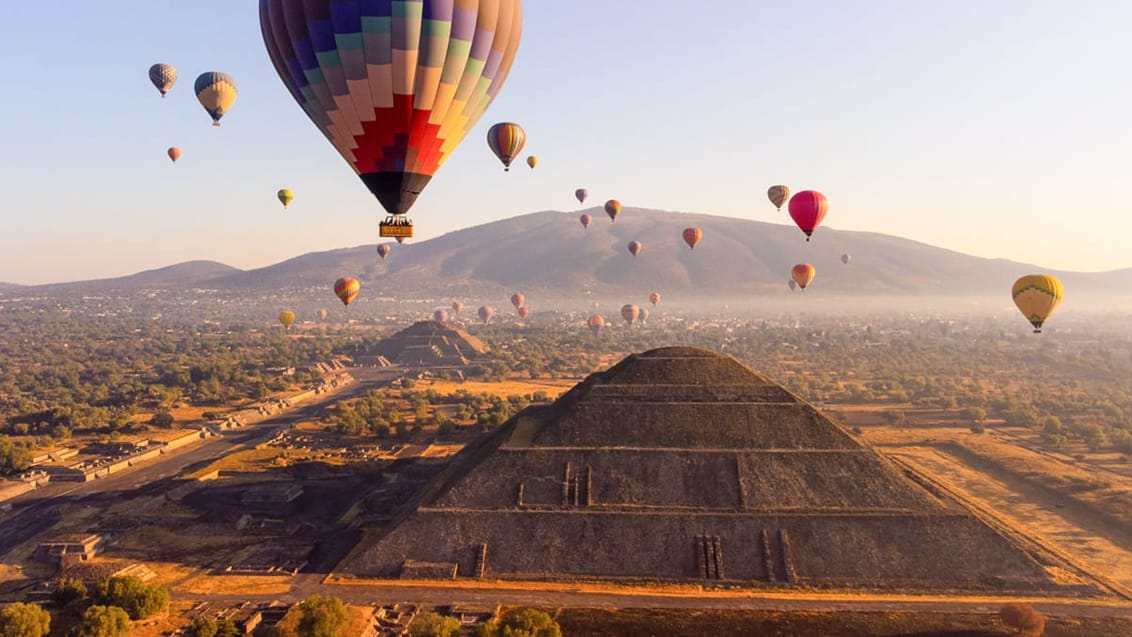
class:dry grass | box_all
[417,378,576,399]
[185,447,324,479]
[174,573,292,596]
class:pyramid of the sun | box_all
[343,347,1081,591]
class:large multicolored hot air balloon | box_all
[1012,274,1064,333]
[259,0,524,237]
[621,304,640,326]
[587,314,605,335]
[579,214,592,230]
[841,253,851,265]
[333,277,360,307]
[649,292,661,306]
[767,185,790,211]
[526,155,538,169]
[791,264,816,290]
[627,241,643,257]
[605,200,622,222]
[487,122,526,171]
[277,189,294,209]
[517,306,529,320]
[451,301,464,314]
[575,188,589,205]
[434,309,449,323]
[278,310,296,329]
[167,147,181,163]
[377,244,392,261]
[478,305,495,325]
[788,190,829,242]
[510,293,525,309]
[194,72,238,126]
[682,227,703,250]
[149,63,177,98]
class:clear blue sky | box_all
[2,1,1130,285]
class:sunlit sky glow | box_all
[2,1,1130,285]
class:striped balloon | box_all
[333,277,360,307]
[767,185,790,211]
[487,122,527,171]
[791,264,816,290]
[149,63,177,98]
[1012,274,1064,333]
[259,0,524,216]
[194,72,238,126]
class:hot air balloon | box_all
[579,214,592,230]
[639,307,650,323]
[587,314,605,335]
[841,253,851,265]
[575,188,589,205]
[511,293,525,309]
[194,72,238,127]
[317,308,329,321]
[478,305,495,325]
[278,310,296,329]
[627,241,643,257]
[333,277,360,307]
[788,190,829,242]
[526,155,538,169]
[791,264,816,290]
[517,306,530,320]
[605,200,622,222]
[259,1,524,240]
[788,279,797,292]
[621,304,640,326]
[682,227,703,250]
[649,292,661,306]
[767,185,790,211]
[149,63,176,98]
[277,189,294,209]
[377,244,392,261]
[452,301,464,314]
[434,309,449,323]
[167,147,181,163]
[487,122,526,171]
[1012,275,1064,333]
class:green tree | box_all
[92,576,169,620]
[186,616,240,637]
[76,605,132,637]
[297,595,348,637]
[0,602,51,637]
[53,576,88,607]
[483,609,562,637]
[149,411,174,428]
[410,612,460,637]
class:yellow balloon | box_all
[278,310,296,329]
[1012,274,1063,333]
[278,189,294,208]
[526,155,538,169]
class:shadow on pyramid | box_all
[339,347,1111,595]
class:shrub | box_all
[92,576,169,620]
[999,602,1045,637]
[410,612,460,637]
[0,602,51,637]
[76,605,131,637]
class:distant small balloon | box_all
[377,244,392,260]
[841,253,851,265]
[149,63,177,98]
[649,292,661,306]
[627,240,643,257]
[194,71,238,127]
[788,190,829,242]
[587,314,605,335]
[621,304,640,325]
[511,293,525,309]
[526,155,538,169]
[487,122,526,171]
[333,277,360,306]
[167,147,181,163]
[575,188,589,205]
[767,185,790,211]
[478,305,495,325]
[451,301,464,314]
[791,264,816,290]
[605,200,622,222]
[639,307,650,323]
[277,189,294,209]
[517,306,529,320]
[579,214,592,229]
[278,310,295,329]
[682,227,702,251]
[434,309,449,323]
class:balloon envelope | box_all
[788,191,829,241]
[317,309,329,321]
[478,305,495,324]
[639,307,650,322]
[526,155,538,169]
[1012,274,1064,333]
[277,189,294,208]
[434,309,449,323]
[621,304,640,325]
[377,244,392,260]
[575,188,589,205]
[167,147,181,163]
[841,253,851,265]
[278,310,295,329]
[587,314,605,333]
[259,1,524,216]
[791,264,816,290]
[149,63,176,97]
[682,227,702,250]
[627,241,643,257]
[511,293,525,309]
[487,122,527,171]
[767,185,790,211]
[451,301,464,314]
[517,306,529,320]
[604,200,621,222]
[333,277,360,306]
[579,214,592,229]
[194,72,238,126]
[649,292,661,306]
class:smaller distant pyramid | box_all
[369,321,489,368]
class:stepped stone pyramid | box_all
[370,320,488,368]
[342,347,1091,592]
